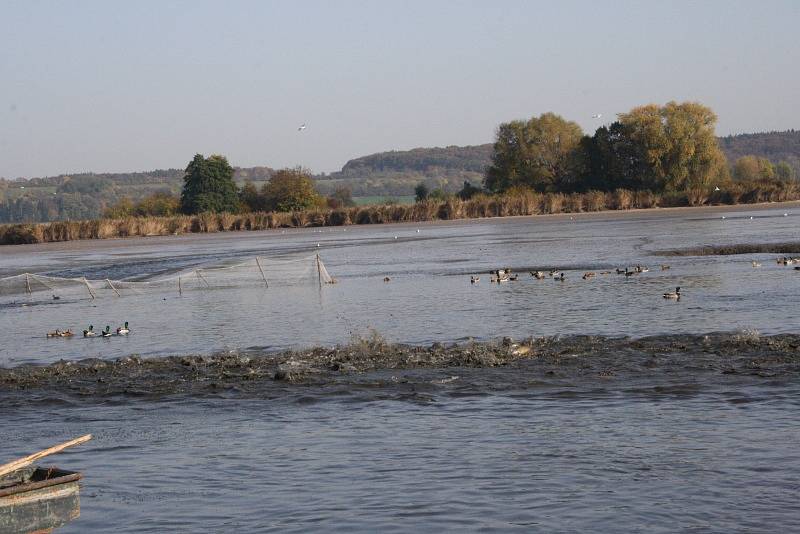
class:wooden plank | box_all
[0,435,91,479]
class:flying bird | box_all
[298,124,307,131]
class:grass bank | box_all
[2,184,799,245]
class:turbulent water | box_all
[2,204,800,532]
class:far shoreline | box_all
[1,198,799,251]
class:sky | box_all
[1,0,798,178]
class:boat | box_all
[0,435,90,534]
[0,466,82,533]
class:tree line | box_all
[480,102,796,199]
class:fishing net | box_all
[0,254,335,301]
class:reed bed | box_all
[2,182,799,245]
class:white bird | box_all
[592,114,602,119]
[298,124,307,131]
[714,186,720,191]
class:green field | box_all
[352,195,416,206]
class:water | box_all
[2,204,799,532]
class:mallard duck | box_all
[60,330,74,337]
[116,321,130,335]
[553,272,565,281]
[83,325,96,337]
[470,276,479,284]
[635,265,649,273]
[663,287,681,299]
[530,271,546,279]
[101,326,112,338]
[582,272,596,279]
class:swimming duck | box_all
[60,330,74,337]
[615,268,627,275]
[751,260,762,268]
[470,276,479,284]
[83,325,96,337]
[47,329,63,338]
[553,272,565,281]
[582,272,596,279]
[383,277,391,282]
[116,321,130,335]
[530,271,546,280]
[52,294,60,300]
[660,265,670,271]
[635,265,649,273]
[624,269,635,278]
[663,287,681,299]
[508,274,518,281]
[101,326,112,338]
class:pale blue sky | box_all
[1,0,798,178]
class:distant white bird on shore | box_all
[592,114,602,119]
[714,186,720,191]
[298,124,307,131]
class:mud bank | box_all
[2,332,799,400]
[657,242,800,257]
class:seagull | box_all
[298,123,306,131]
[592,114,602,119]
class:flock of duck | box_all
[46,322,130,339]
[468,255,800,300]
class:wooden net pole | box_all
[255,257,269,288]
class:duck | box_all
[116,321,130,335]
[530,271,546,280]
[624,268,635,278]
[663,287,681,299]
[508,274,519,281]
[83,325,96,338]
[751,260,762,268]
[582,272,596,279]
[599,271,612,275]
[635,265,650,273]
[47,329,63,338]
[52,294,61,300]
[615,268,627,275]
[383,277,391,282]
[101,326,113,338]
[660,264,670,271]
[60,330,74,337]
[470,276,479,284]
[553,272,565,281]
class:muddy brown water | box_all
[2,204,800,532]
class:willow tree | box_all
[485,112,584,193]
[180,154,239,214]
[618,102,727,192]
[262,167,324,212]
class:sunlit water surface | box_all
[2,205,799,532]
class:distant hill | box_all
[338,145,492,174]
[2,131,798,223]
[718,130,800,172]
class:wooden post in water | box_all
[255,257,269,288]
[25,273,31,295]
[82,277,96,300]
[106,279,121,297]
[195,270,210,288]
[316,254,322,289]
